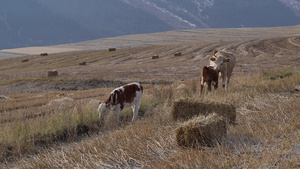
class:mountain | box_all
[0,0,300,50]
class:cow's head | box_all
[97,102,110,121]
[209,51,230,72]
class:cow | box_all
[209,50,236,90]
[200,66,219,96]
[97,82,143,123]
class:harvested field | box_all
[0,26,299,168]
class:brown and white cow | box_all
[209,50,236,90]
[97,82,143,123]
[200,66,219,96]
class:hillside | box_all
[1,0,300,50]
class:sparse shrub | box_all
[175,113,227,148]
[171,98,236,124]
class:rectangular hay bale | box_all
[171,98,236,124]
[175,113,227,148]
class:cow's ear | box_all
[224,58,231,62]
[210,57,216,61]
[213,50,218,55]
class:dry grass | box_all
[0,29,300,168]
[0,68,299,168]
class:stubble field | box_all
[0,25,300,168]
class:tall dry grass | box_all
[1,69,300,168]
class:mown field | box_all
[0,26,300,168]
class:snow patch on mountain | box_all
[122,0,214,29]
[279,0,300,16]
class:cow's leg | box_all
[99,111,108,122]
[132,98,142,122]
[226,75,231,90]
[214,81,218,90]
[221,73,226,89]
[207,81,212,92]
[200,84,204,96]
[113,105,121,121]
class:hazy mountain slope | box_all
[1,0,300,50]
[37,0,172,37]
[202,0,300,28]
[0,0,93,49]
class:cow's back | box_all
[221,51,236,72]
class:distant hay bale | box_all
[171,98,236,124]
[174,52,182,56]
[48,97,75,107]
[21,59,29,63]
[40,53,48,56]
[177,84,187,89]
[47,70,58,77]
[175,113,227,148]
[79,61,86,65]
[152,55,159,59]
[0,95,11,100]
[108,48,116,52]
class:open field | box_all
[0,26,300,168]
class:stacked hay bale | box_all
[175,113,227,148]
[171,98,236,124]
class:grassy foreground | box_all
[1,69,300,168]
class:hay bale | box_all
[171,98,236,124]
[47,70,58,77]
[48,97,74,107]
[79,61,86,65]
[175,113,227,148]
[21,59,29,63]
[108,48,116,52]
[152,55,159,59]
[174,52,182,56]
[0,95,12,100]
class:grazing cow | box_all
[97,82,143,123]
[40,53,48,56]
[200,66,219,96]
[209,50,236,90]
